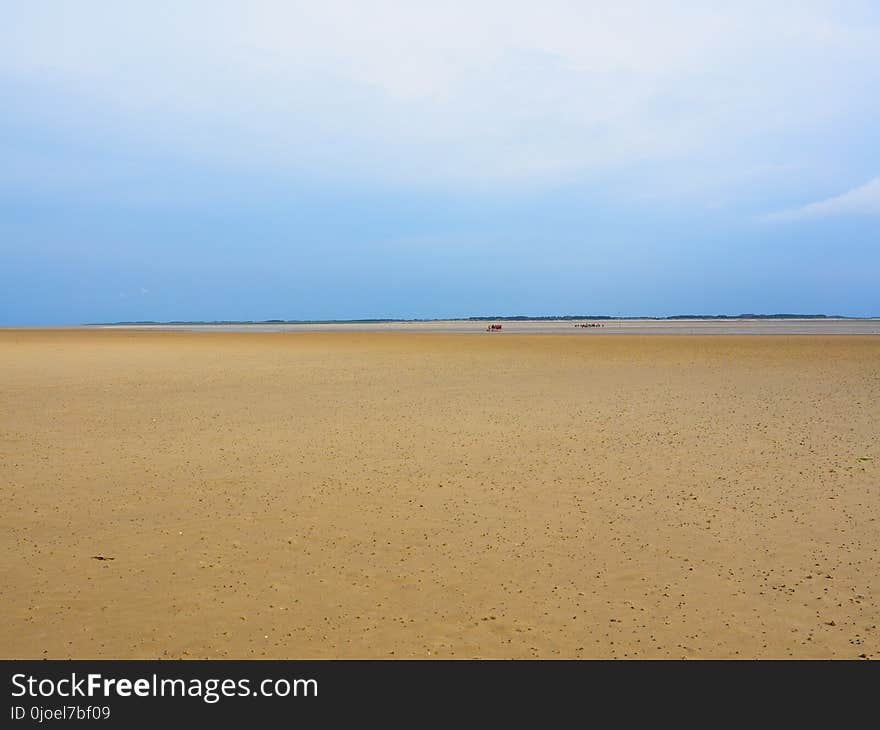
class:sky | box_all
[1,1,879,324]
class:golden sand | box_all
[1,329,877,658]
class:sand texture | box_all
[1,329,878,659]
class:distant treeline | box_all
[466,314,841,321]
[666,314,837,320]
[91,319,407,325]
[90,313,854,326]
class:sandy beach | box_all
[1,328,877,659]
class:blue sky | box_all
[2,1,879,324]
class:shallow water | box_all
[97,318,880,335]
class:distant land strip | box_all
[87,314,878,326]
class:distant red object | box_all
[486,324,502,331]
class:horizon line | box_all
[79,313,880,327]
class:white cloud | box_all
[764,177,880,221]
[2,1,879,192]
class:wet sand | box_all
[1,329,878,658]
